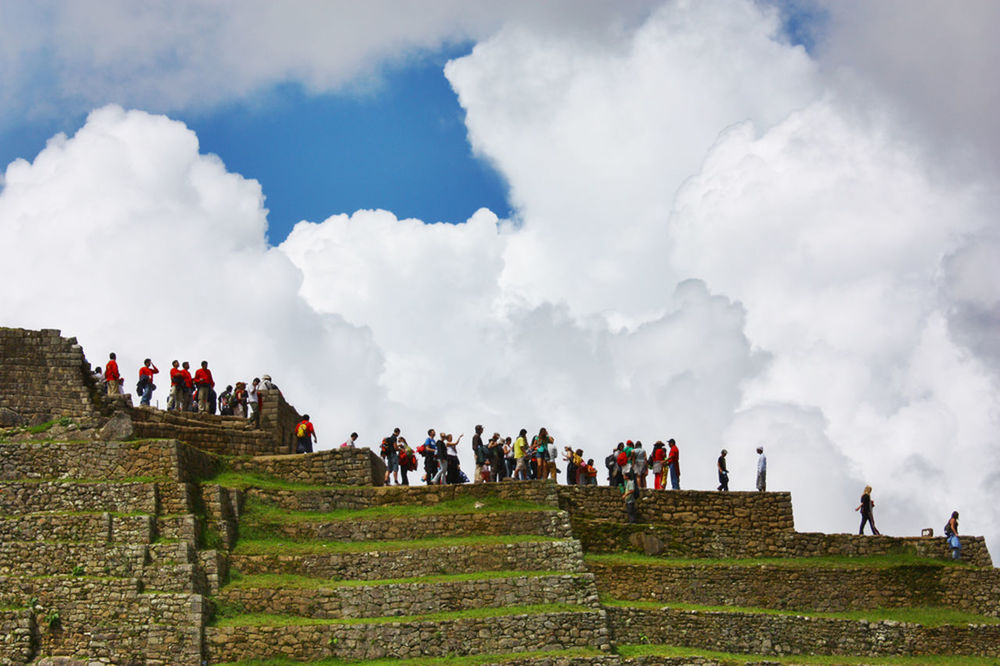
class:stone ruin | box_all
[0,326,998,665]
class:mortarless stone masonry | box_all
[1,328,998,665]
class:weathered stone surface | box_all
[0,408,24,428]
[97,411,133,441]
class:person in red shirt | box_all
[193,361,215,413]
[180,361,194,412]
[137,358,159,406]
[666,438,680,490]
[650,441,667,490]
[104,352,121,395]
[168,360,182,411]
[295,414,317,454]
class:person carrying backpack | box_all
[944,511,961,560]
[295,414,316,454]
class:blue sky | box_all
[0,44,510,244]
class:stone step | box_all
[0,512,155,543]
[130,405,257,430]
[589,558,1000,619]
[558,486,795,532]
[0,481,159,515]
[244,509,574,542]
[204,607,612,662]
[231,538,587,580]
[217,572,601,618]
[245,481,560,512]
[0,541,148,577]
[0,440,186,482]
[131,421,280,457]
[572,517,994,567]
[606,604,1000,659]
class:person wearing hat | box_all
[717,449,729,491]
[756,446,767,492]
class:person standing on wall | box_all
[295,414,317,454]
[167,360,182,410]
[104,352,121,395]
[717,449,729,491]
[247,378,260,426]
[756,446,767,492]
[944,511,961,560]
[137,358,159,406]
[856,485,880,535]
[623,471,640,523]
[193,361,214,413]
[666,439,680,490]
[179,361,194,411]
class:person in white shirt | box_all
[756,446,767,492]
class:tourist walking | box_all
[295,414,317,453]
[945,511,961,560]
[717,449,729,491]
[856,485,880,535]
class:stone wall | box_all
[219,573,599,619]
[0,576,205,665]
[607,606,1000,658]
[231,539,587,580]
[228,447,385,487]
[590,562,1000,617]
[247,509,572,542]
[558,487,794,531]
[257,388,301,454]
[0,609,36,665]
[0,328,98,424]
[247,480,559,512]
[572,518,994,566]
[0,513,154,544]
[0,439,218,483]
[0,481,158,515]
[205,609,610,662]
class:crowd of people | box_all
[93,352,279,423]
[95,350,966,557]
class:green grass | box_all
[0,476,168,485]
[232,534,559,556]
[214,647,605,666]
[212,602,590,627]
[603,597,1000,627]
[223,569,574,590]
[618,644,1000,664]
[585,552,963,568]
[207,469,332,492]
[240,494,551,524]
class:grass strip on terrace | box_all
[602,598,1000,627]
[240,494,552,523]
[212,602,591,627]
[0,476,169,485]
[208,470,335,492]
[213,647,605,666]
[223,569,575,589]
[618,644,999,664]
[232,534,560,555]
[585,552,963,568]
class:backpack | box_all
[944,522,954,538]
[605,453,617,470]
[296,422,308,438]
[405,452,418,471]
[616,451,628,467]
[381,439,393,458]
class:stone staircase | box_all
[204,483,614,663]
[0,439,223,665]
[567,487,1000,663]
[130,406,282,456]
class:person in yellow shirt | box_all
[513,429,528,480]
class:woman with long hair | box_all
[855,485,880,535]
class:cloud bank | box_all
[1,0,998,554]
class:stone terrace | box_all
[2,327,999,665]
